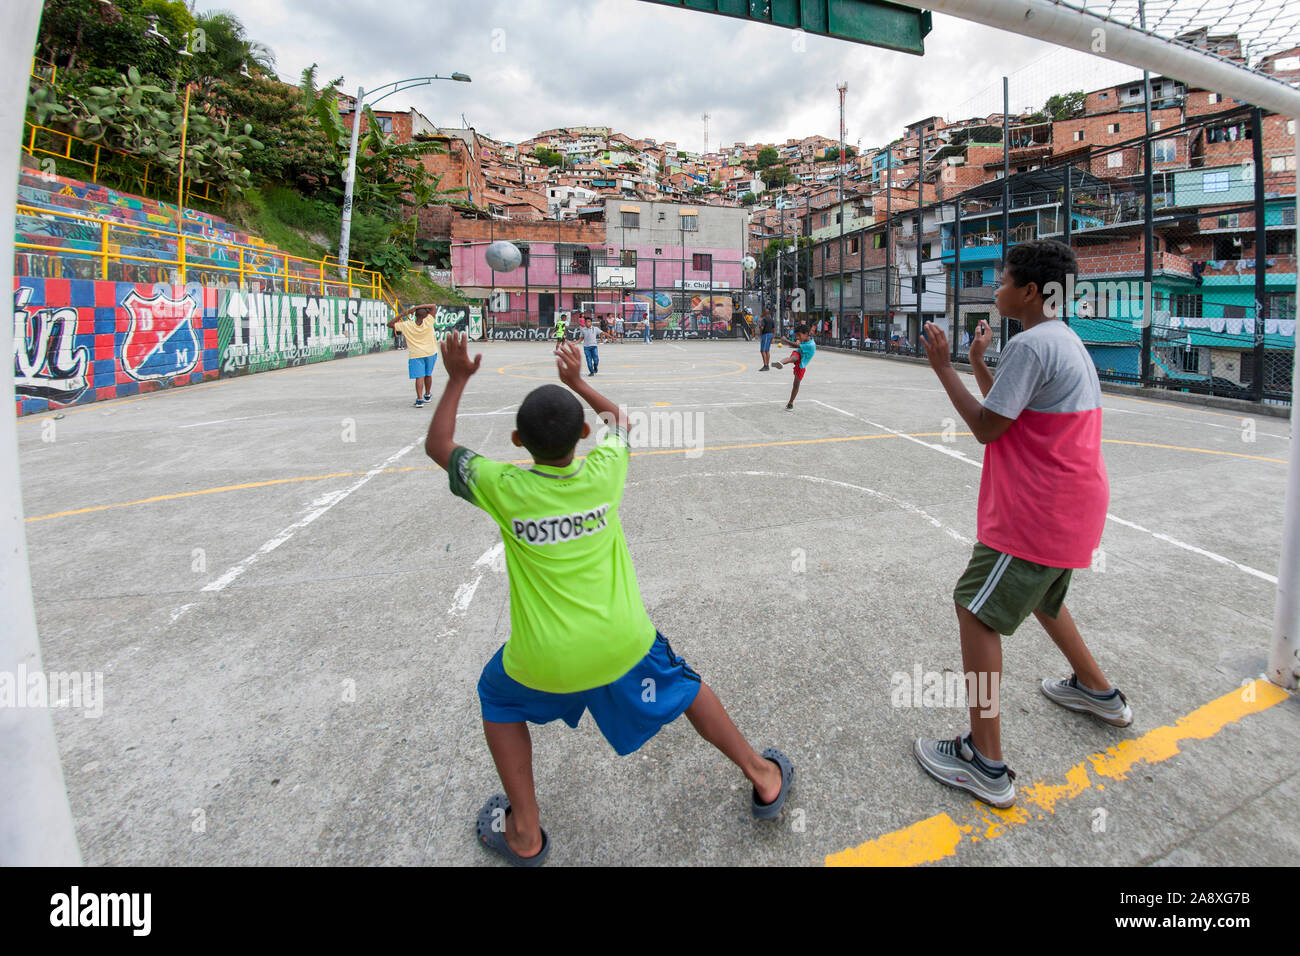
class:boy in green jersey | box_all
[425,333,794,865]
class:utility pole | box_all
[1140,0,1155,386]
[838,82,847,341]
[884,143,893,353]
[1001,75,1010,349]
[915,124,924,348]
[777,214,784,331]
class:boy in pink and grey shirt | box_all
[914,239,1132,810]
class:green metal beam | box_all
[637,0,932,56]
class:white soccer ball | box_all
[485,240,522,273]
[742,256,757,272]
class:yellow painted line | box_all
[24,466,429,523]
[1102,438,1287,464]
[23,428,1282,524]
[825,678,1290,867]
[653,402,671,406]
[25,432,957,524]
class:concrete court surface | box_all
[15,337,1300,867]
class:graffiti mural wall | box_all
[13,278,394,416]
[14,278,220,415]
[217,290,392,375]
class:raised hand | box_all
[440,330,482,382]
[556,340,584,388]
[922,322,950,371]
[969,320,992,361]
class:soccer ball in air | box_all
[485,240,522,273]
[742,255,757,272]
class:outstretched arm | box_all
[425,331,482,469]
[922,322,1014,445]
[556,340,627,432]
[967,320,995,397]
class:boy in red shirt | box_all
[915,240,1131,809]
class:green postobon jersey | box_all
[554,317,567,338]
[448,427,655,693]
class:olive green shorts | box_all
[954,543,1073,636]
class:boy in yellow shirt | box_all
[388,306,440,407]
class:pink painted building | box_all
[451,201,751,335]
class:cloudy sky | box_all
[222,0,1151,150]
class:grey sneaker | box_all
[914,733,1016,808]
[1041,674,1132,726]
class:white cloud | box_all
[218,0,1149,148]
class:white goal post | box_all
[2,0,82,864]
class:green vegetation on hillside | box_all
[28,1,468,286]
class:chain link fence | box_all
[792,103,1295,405]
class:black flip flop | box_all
[474,794,550,866]
[751,748,795,819]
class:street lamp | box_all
[337,72,471,278]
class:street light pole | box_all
[336,72,471,279]
[338,85,365,281]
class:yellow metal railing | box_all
[22,121,224,208]
[15,202,386,299]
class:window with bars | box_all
[1171,293,1202,318]
[692,253,711,271]
[680,215,698,231]
[1153,139,1176,163]
[620,249,637,268]
[559,245,590,275]
[621,212,639,228]
[962,269,984,287]
[1267,234,1296,256]
[1268,292,1296,319]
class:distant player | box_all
[758,310,775,370]
[770,323,815,410]
[914,239,1130,810]
[581,315,600,376]
[387,305,438,407]
[424,333,795,866]
[553,311,569,349]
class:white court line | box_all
[812,398,980,467]
[626,469,971,545]
[1102,402,1290,441]
[178,412,283,429]
[448,542,505,616]
[173,441,422,617]
[809,398,1279,584]
[624,401,776,410]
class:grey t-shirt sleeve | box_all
[982,338,1046,420]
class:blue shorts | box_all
[477,633,702,756]
[760,333,774,351]
[408,354,437,378]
